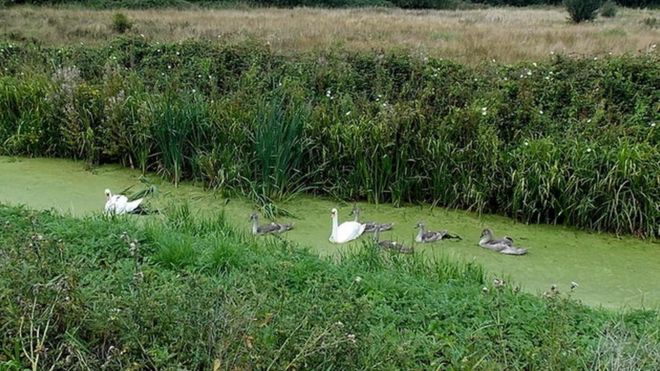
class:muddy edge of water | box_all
[1,156,658,310]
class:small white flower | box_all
[347,334,356,343]
[192,89,196,93]
[594,57,598,60]
[197,74,202,78]
[382,103,387,107]
[545,76,550,80]
[481,107,487,111]
[651,123,656,127]
[482,287,489,293]
[355,276,362,283]
[176,51,180,56]
[491,59,496,63]
[524,141,529,146]
[532,62,537,67]
[346,111,351,116]
[539,110,544,115]
[208,75,212,79]
[168,65,172,69]
[482,111,487,116]
[278,82,282,87]
[503,77,508,81]
[586,148,592,153]
[157,49,161,53]
[520,74,524,78]
[550,51,555,55]
[140,34,144,38]
[587,119,592,123]
[527,70,532,76]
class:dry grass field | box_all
[0,6,659,63]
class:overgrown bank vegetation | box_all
[1,204,659,369]
[0,39,658,236]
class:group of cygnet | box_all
[104,188,527,256]
[250,205,528,256]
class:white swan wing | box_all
[124,198,143,213]
[335,221,365,243]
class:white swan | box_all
[329,208,365,244]
[104,188,144,215]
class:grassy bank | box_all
[1,6,659,63]
[0,204,659,369]
[1,38,658,236]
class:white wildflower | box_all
[355,276,362,283]
[586,148,592,153]
[176,51,180,56]
[651,123,656,127]
[539,110,544,115]
[346,111,351,116]
[532,62,537,67]
[524,141,529,146]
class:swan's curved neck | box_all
[252,218,259,235]
[332,213,338,238]
[416,228,424,240]
[353,210,359,222]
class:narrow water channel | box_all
[1,156,658,309]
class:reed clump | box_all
[0,38,658,236]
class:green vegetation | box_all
[564,0,602,23]
[0,38,658,236]
[0,203,659,369]
[600,0,618,17]
[111,12,132,34]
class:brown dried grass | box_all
[1,6,659,63]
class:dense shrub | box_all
[565,0,602,23]
[111,12,132,33]
[0,39,658,236]
[600,0,617,16]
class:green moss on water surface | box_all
[1,156,659,310]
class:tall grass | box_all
[2,7,659,65]
[1,204,659,369]
[0,39,658,236]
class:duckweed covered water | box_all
[1,156,658,309]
